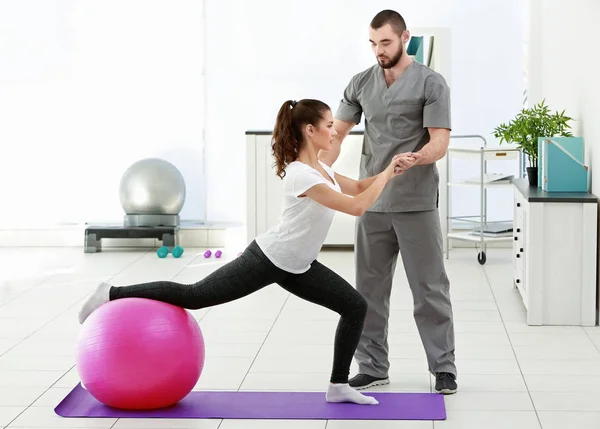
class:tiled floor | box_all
[1,245,600,428]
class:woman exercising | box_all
[78,99,418,405]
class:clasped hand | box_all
[387,152,422,176]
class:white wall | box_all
[0,1,204,227]
[527,0,600,187]
[526,0,600,283]
[205,0,526,223]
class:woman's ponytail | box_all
[271,98,330,179]
[272,100,299,179]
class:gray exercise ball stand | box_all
[84,158,186,253]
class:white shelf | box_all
[446,135,523,264]
[447,231,514,243]
[449,216,512,224]
[448,181,514,188]
[448,147,521,161]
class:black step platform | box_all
[84,225,179,253]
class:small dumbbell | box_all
[157,246,184,258]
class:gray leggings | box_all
[110,240,367,384]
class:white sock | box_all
[78,282,112,324]
[326,383,379,405]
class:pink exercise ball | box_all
[75,298,205,410]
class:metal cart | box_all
[445,135,523,264]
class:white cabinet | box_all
[245,131,363,246]
[512,179,598,326]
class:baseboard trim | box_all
[0,222,247,250]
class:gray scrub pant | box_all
[354,209,457,377]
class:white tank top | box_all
[255,161,342,274]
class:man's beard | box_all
[377,46,403,69]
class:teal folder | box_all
[538,137,588,192]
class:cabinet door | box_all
[513,193,526,294]
[520,210,527,297]
[325,134,363,245]
[255,135,284,235]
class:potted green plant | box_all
[493,100,574,186]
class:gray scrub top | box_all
[335,60,451,213]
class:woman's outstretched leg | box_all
[78,241,287,323]
[277,260,376,405]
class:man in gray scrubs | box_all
[320,10,457,394]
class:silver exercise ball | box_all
[119,158,186,215]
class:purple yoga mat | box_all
[55,383,446,420]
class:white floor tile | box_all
[524,374,600,392]
[443,392,534,411]
[256,344,333,360]
[250,356,335,374]
[202,306,283,321]
[499,310,528,323]
[453,321,506,333]
[30,387,73,407]
[434,410,541,428]
[193,357,254,390]
[53,367,81,388]
[202,330,268,345]
[454,333,511,346]
[192,370,248,390]
[444,375,527,392]
[513,344,600,360]
[0,339,19,355]
[509,332,593,346]
[198,318,273,333]
[518,359,600,375]
[240,372,330,391]
[448,289,495,302]
[7,339,75,357]
[0,388,46,407]
[504,323,586,335]
[449,300,498,311]
[0,371,64,388]
[0,319,48,339]
[451,310,502,322]
[8,406,116,427]
[585,334,600,350]
[0,406,23,427]
[278,308,338,322]
[453,359,521,375]
[29,319,81,342]
[0,354,75,372]
[530,391,600,411]
[537,411,600,429]
[455,345,515,360]
[204,342,262,358]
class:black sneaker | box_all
[435,372,457,394]
[348,374,390,390]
